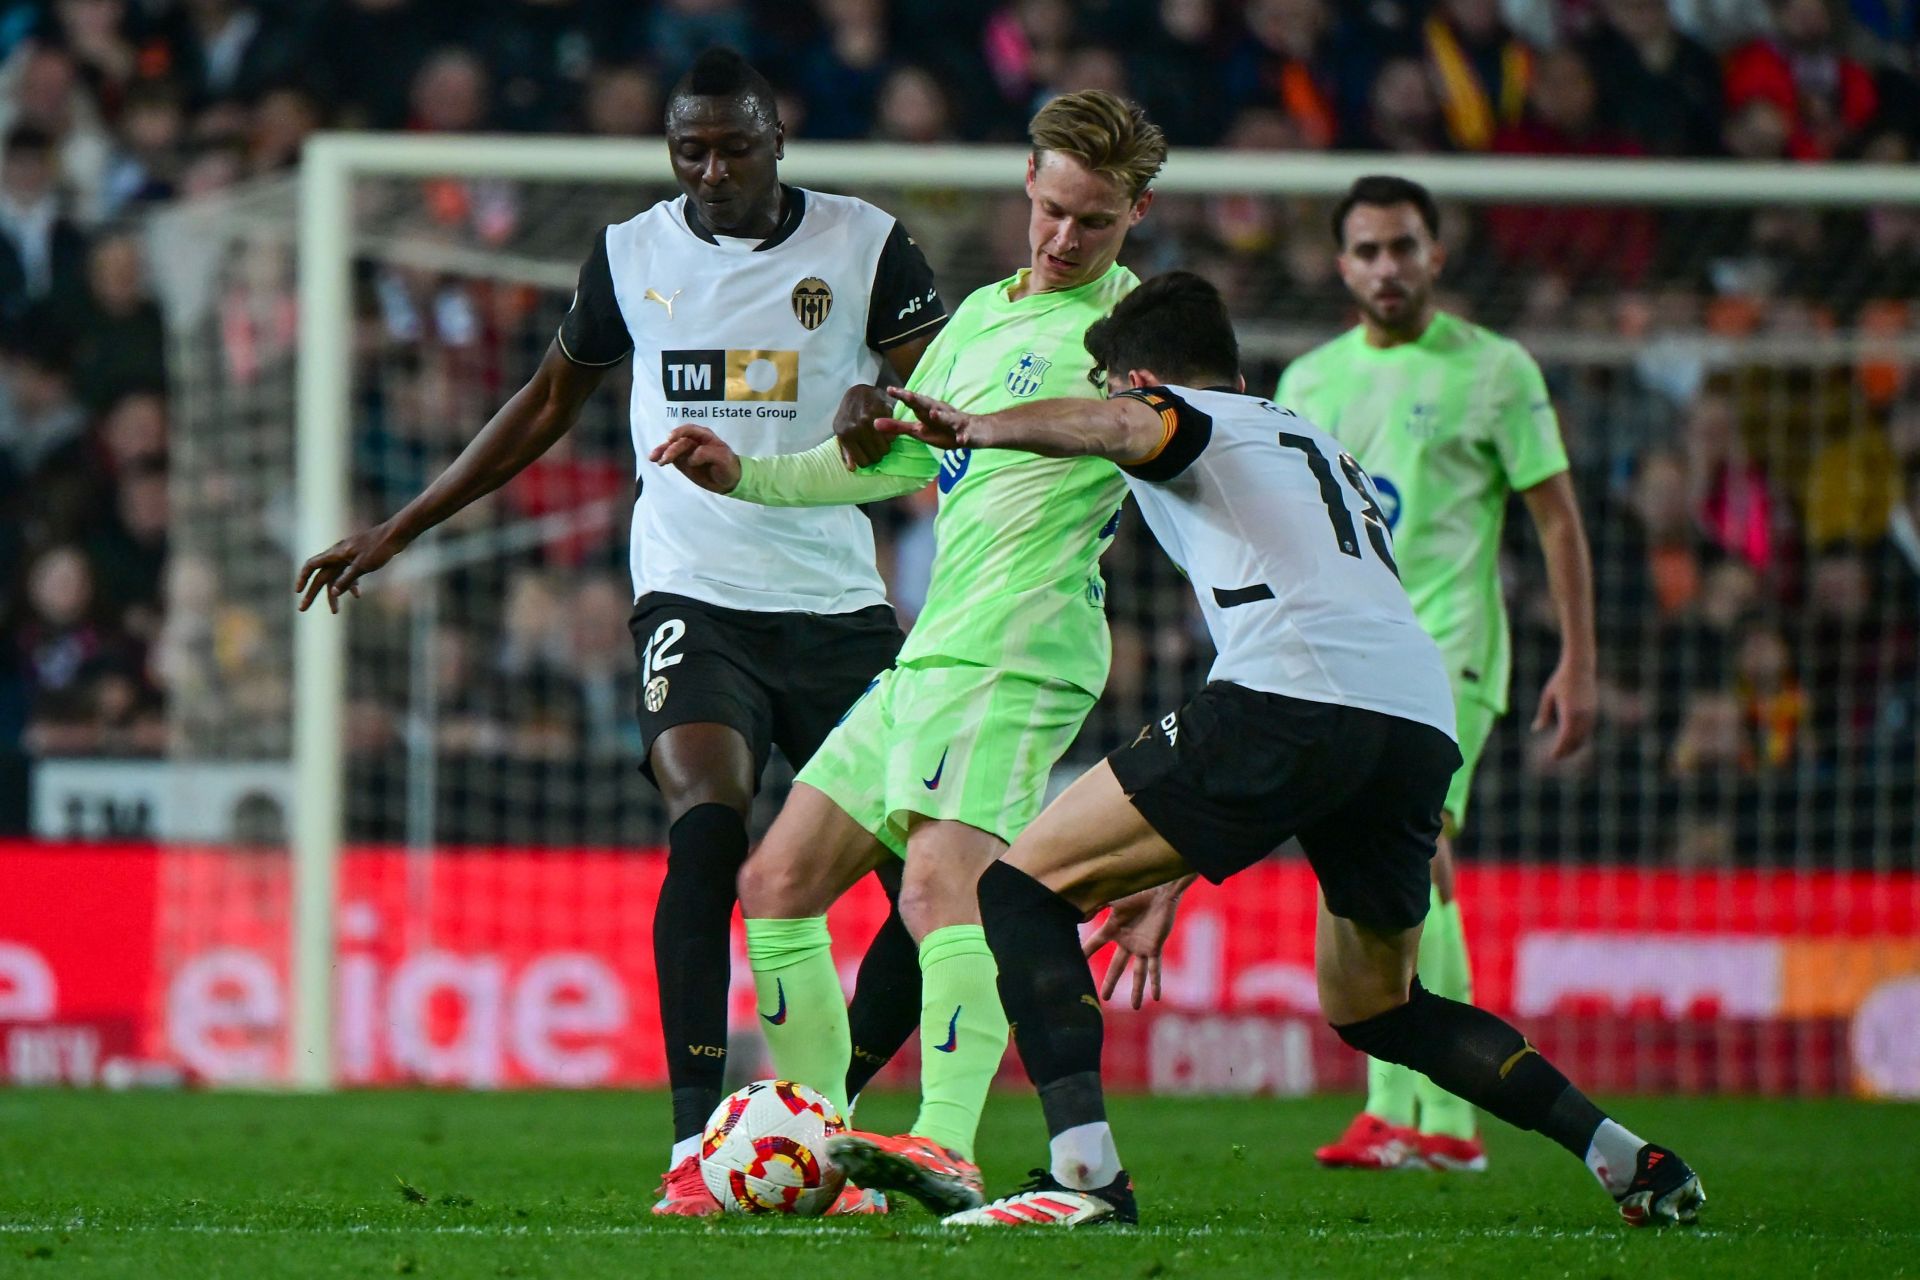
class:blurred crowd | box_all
[0,0,1915,860]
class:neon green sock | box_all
[1414,892,1479,1140]
[1365,1056,1418,1127]
[745,916,851,1118]
[909,925,1008,1163]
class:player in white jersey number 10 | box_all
[882,272,1703,1232]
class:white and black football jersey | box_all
[559,185,946,614]
[1114,384,1457,739]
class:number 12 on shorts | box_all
[643,618,686,685]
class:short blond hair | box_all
[1028,91,1168,201]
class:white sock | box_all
[1049,1121,1121,1191]
[1584,1119,1645,1196]
[670,1134,701,1167]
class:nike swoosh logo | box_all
[923,747,949,790]
[761,979,787,1026]
[934,1005,961,1053]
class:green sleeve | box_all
[732,436,933,507]
[1491,342,1569,492]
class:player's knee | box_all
[736,847,824,919]
[1330,979,1426,1060]
[895,866,978,940]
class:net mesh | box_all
[154,156,1920,1092]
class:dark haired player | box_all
[295,48,939,1216]
[884,272,1702,1230]
[1282,175,1597,1173]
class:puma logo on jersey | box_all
[644,287,682,319]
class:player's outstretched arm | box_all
[1521,471,1598,759]
[652,425,932,508]
[296,341,607,614]
[885,386,1164,462]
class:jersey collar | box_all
[681,184,807,251]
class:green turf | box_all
[1,1089,1916,1278]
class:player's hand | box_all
[1082,883,1184,1010]
[833,383,895,470]
[651,425,742,494]
[1534,656,1597,759]
[884,386,974,451]
[296,520,413,614]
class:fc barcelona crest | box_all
[791,276,833,330]
[1006,351,1051,398]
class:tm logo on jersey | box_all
[938,448,972,493]
[1005,352,1051,398]
[662,349,799,402]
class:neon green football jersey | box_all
[1276,311,1568,714]
[866,262,1137,695]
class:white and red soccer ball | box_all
[699,1080,847,1215]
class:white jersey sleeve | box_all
[1113,384,1457,740]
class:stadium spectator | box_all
[871,64,955,143]
[1223,0,1372,151]
[644,0,757,83]
[70,228,165,413]
[410,47,491,135]
[1421,0,1535,151]
[160,0,295,108]
[320,0,440,130]
[247,84,322,175]
[1127,0,1229,145]
[1683,393,1794,575]
[0,333,89,529]
[0,42,111,217]
[0,124,86,329]
[581,61,661,136]
[1357,55,1452,152]
[1488,46,1656,287]
[1724,0,1879,160]
[84,458,166,642]
[473,0,597,134]
[981,0,1076,122]
[1583,0,1725,156]
[99,79,185,215]
[1733,620,1806,767]
[788,0,892,139]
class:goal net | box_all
[151,140,1920,1097]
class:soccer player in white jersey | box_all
[295,48,938,1216]
[885,273,1703,1231]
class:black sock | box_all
[656,803,750,1144]
[978,860,1107,1136]
[1333,980,1607,1158]
[844,858,922,1101]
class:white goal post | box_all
[290,134,1920,1089]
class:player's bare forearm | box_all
[887,386,1161,460]
[391,343,606,540]
[297,343,606,612]
[832,333,941,469]
[1522,471,1598,753]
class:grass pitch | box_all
[2,1089,1916,1278]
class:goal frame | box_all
[292,132,1920,1088]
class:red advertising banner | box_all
[0,841,1914,1097]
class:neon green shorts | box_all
[796,659,1096,856]
[1444,688,1500,831]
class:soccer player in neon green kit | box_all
[1280,175,1598,1173]
[652,91,1166,1214]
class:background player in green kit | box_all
[1279,176,1598,1174]
[652,91,1167,1214]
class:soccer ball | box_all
[699,1080,847,1215]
